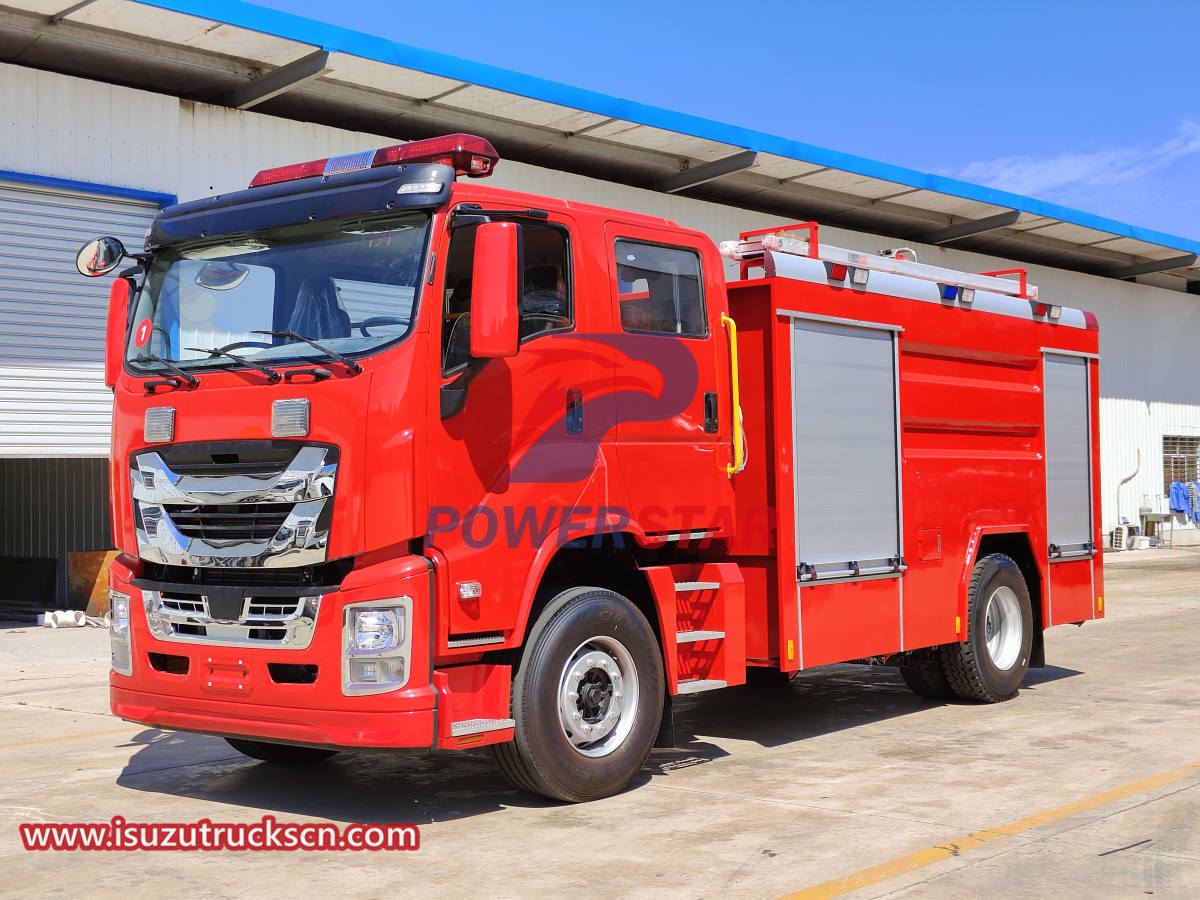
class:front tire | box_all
[492,587,665,802]
[942,553,1034,702]
[225,738,338,764]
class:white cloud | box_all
[949,122,1200,234]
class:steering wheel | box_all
[519,312,571,339]
[214,340,273,353]
[520,312,570,328]
[357,316,408,337]
[443,313,472,372]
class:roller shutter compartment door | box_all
[0,181,159,457]
[790,319,902,580]
[1043,353,1093,556]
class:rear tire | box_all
[942,553,1033,702]
[225,738,338,764]
[491,587,664,802]
[897,650,953,699]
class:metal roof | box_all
[3,0,1198,288]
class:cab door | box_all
[425,212,614,636]
[602,222,735,539]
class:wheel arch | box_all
[972,530,1046,668]
[510,534,663,653]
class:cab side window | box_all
[615,240,706,337]
[442,220,573,373]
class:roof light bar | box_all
[249,133,499,188]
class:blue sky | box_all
[252,0,1200,238]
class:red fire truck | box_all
[78,134,1103,802]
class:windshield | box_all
[126,213,429,371]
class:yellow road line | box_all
[0,727,138,750]
[782,759,1200,900]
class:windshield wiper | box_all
[186,347,282,383]
[132,354,200,389]
[252,329,363,375]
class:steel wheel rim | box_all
[557,635,640,758]
[984,586,1022,670]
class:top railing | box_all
[719,221,1039,302]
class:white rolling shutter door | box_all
[0,181,160,457]
[1043,353,1093,555]
[791,319,902,579]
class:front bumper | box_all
[109,553,440,749]
[111,685,435,748]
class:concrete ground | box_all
[1,547,1197,898]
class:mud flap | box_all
[653,694,675,749]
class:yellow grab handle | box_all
[721,313,745,477]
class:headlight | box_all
[352,608,403,651]
[109,589,133,676]
[343,598,412,696]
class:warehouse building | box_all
[1,0,1198,613]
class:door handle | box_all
[704,391,719,433]
[566,387,583,434]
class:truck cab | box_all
[90,135,739,801]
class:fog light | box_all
[352,608,403,651]
[350,658,404,684]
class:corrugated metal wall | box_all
[0,457,110,608]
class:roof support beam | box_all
[215,50,332,110]
[923,210,1020,245]
[657,150,758,193]
[48,0,101,25]
[1110,253,1198,280]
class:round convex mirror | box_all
[75,236,126,277]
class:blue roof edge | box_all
[137,0,1200,257]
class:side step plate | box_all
[676,679,727,695]
[676,630,725,643]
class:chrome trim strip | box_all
[130,445,336,505]
[449,718,515,737]
[446,633,506,648]
[130,443,336,569]
[133,496,330,569]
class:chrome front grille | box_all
[130,442,337,569]
[143,589,319,649]
[161,596,204,615]
[163,503,295,543]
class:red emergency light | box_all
[248,133,499,188]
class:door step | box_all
[676,629,725,643]
[676,678,727,695]
[674,581,720,591]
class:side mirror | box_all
[105,278,132,388]
[76,236,127,277]
[469,221,520,359]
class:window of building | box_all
[442,220,572,373]
[1163,435,1199,493]
[615,240,706,337]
